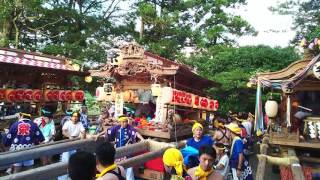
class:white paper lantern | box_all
[151,84,162,96]
[265,100,278,118]
[96,87,107,101]
[161,87,173,104]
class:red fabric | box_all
[144,157,165,172]
[280,166,313,180]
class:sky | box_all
[236,0,296,47]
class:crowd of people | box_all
[1,103,256,180]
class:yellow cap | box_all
[163,148,184,177]
[225,123,241,135]
[192,122,203,132]
[118,116,128,122]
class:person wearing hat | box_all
[213,118,230,147]
[214,143,229,179]
[3,109,44,173]
[187,145,223,180]
[34,108,56,165]
[162,148,190,180]
[105,115,144,180]
[187,122,214,151]
[225,123,253,180]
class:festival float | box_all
[0,48,88,128]
[90,42,220,140]
[250,38,320,180]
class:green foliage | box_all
[126,0,255,59]
[183,45,300,114]
[272,0,320,44]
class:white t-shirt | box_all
[216,154,229,178]
[62,120,85,138]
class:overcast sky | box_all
[236,0,296,47]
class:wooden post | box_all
[256,136,270,180]
[288,149,305,180]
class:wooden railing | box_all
[0,140,176,180]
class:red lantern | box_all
[52,90,59,101]
[214,100,219,111]
[24,89,33,102]
[44,90,52,102]
[6,89,16,102]
[200,98,208,109]
[65,90,73,101]
[0,89,6,101]
[15,89,25,102]
[32,89,42,102]
[72,90,84,101]
[209,100,214,110]
[59,90,67,101]
[194,96,200,106]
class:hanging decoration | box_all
[72,90,85,101]
[5,89,16,102]
[15,89,25,102]
[265,99,279,118]
[24,89,33,102]
[151,84,162,96]
[84,76,93,83]
[32,89,42,102]
[161,87,173,104]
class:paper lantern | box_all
[96,87,107,101]
[32,89,42,102]
[0,89,5,101]
[209,100,215,110]
[105,92,115,102]
[65,90,73,101]
[72,90,84,101]
[265,99,278,118]
[84,76,93,83]
[161,87,173,104]
[213,100,219,111]
[123,91,131,102]
[58,90,67,101]
[14,89,24,102]
[151,84,162,96]
[200,97,209,109]
[44,90,59,102]
[23,89,33,102]
[5,89,16,102]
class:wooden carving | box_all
[120,42,144,59]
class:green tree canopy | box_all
[182,45,300,113]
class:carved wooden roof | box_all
[90,43,219,93]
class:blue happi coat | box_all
[3,119,44,151]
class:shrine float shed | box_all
[90,42,220,140]
[0,47,89,126]
[250,53,320,180]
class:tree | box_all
[183,45,300,113]
[272,0,320,44]
[126,0,256,59]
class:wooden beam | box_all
[270,139,320,149]
[256,136,270,180]
[288,149,305,180]
[1,140,173,180]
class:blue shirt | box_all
[230,138,244,168]
[186,135,214,150]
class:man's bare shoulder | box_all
[207,171,224,180]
